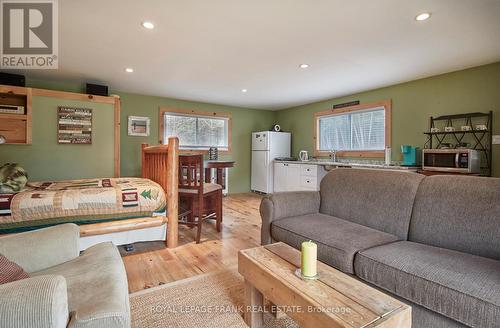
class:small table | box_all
[204,160,235,189]
[238,242,411,328]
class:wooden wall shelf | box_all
[0,86,32,144]
[0,113,28,120]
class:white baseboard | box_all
[79,224,167,251]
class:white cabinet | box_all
[274,162,327,192]
[287,164,302,190]
[301,165,317,177]
[273,163,288,192]
[274,162,301,192]
[300,175,317,190]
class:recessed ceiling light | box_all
[142,21,155,29]
[124,68,134,73]
[415,13,431,21]
[299,64,309,69]
[241,89,248,93]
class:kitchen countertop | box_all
[274,159,420,171]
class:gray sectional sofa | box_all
[260,168,500,328]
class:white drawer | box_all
[300,164,317,177]
[300,175,317,190]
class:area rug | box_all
[130,267,298,328]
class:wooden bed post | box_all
[141,143,148,178]
[141,139,179,248]
[166,137,179,248]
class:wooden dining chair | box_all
[178,154,223,243]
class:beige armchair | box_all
[0,224,130,328]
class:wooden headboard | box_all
[141,137,179,248]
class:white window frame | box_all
[159,108,232,153]
[313,100,391,158]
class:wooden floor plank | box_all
[122,193,262,293]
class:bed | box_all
[0,137,179,249]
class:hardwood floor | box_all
[121,193,263,293]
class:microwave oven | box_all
[422,149,480,173]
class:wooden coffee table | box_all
[238,242,411,328]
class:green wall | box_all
[276,62,500,177]
[0,96,115,181]
[115,92,275,193]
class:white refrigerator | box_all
[251,131,291,194]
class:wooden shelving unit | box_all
[424,111,493,176]
[0,85,32,144]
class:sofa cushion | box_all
[409,175,500,260]
[271,213,400,273]
[33,242,130,328]
[354,241,500,328]
[319,169,424,239]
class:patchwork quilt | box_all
[0,177,166,233]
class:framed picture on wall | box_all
[128,116,150,136]
[58,107,92,144]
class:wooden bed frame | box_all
[78,137,179,248]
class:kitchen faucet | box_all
[329,149,337,162]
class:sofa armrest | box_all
[260,191,320,245]
[0,223,80,273]
[0,275,69,328]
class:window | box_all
[314,100,391,157]
[160,109,231,152]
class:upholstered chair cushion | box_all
[32,242,131,328]
[179,182,222,194]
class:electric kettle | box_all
[299,150,309,161]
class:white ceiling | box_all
[18,0,500,110]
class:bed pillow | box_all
[0,253,30,284]
[0,163,28,193]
